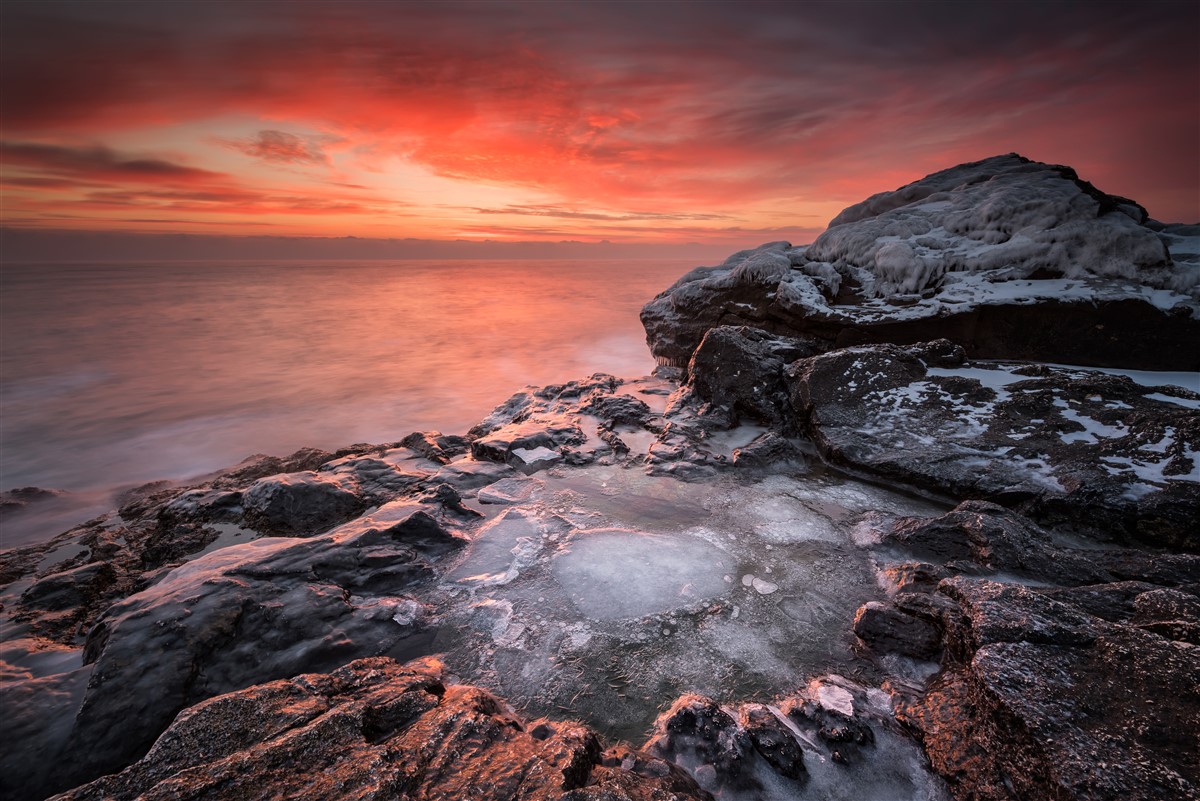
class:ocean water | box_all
[0,259,696,547]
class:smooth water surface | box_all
[1,259,693,545]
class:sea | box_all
[0,259,698,548]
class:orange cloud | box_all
[1,1,1196,244]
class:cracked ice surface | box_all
[426,456,946,744]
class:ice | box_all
[814,681,855,716]
[448,509,542,586]
[551,528,734,620]
[407,464,945,754]
[510,446,561,472]
[477,476,541,505]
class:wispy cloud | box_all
[217,130,339,166]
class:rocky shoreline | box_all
[2,154,1198,801]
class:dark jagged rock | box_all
[398,429,470,464]
[52,657,709,801]
[686,325,819,427]
[894,577,1200,801]
[731,431,809,470]
[241,470,367,535]
[739,705,807,781]
[647,695,753,792]
[581,392,653,426]
[853,601,943,659]
[642,155,1200,371]
[788,342,1200,549]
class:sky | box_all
[1,0,1197,255]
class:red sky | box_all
[2,0,1197,251]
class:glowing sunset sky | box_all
[2,0,1197,249]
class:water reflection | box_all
[0,259,695,539]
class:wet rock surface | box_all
[862,501,1200,801]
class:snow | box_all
[1054,400,1128,445]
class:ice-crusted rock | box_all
[645,678,948,799]
[788,341,1200,549]
[25,504,466,798]
[894,577,1200,801]
[52,657,709,801]
[642,154,1200,370]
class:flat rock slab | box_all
[788,341,1200,549]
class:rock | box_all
[26,505,466,798]
[739,705,807,781]
[642,154,1200,371]
[471,420,585,463]
[881,501,1200,586]
[241,471,365,535]
[895,577,1200,801]
[209,447,335,490]
[398,430,469,464]
[430,457,515,491]
[853,600,943,659]
[646,694,754,793]
[788,343,1200,549]
[686,325,819,427]
[51,657,709,801]
[731,431,809,470]
[19,562,118,613]
[581,392,654,427]
[0,486,65,516]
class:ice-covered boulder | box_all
[642,154,1200,370]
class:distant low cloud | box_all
[219,130,338,166]
[471,205,733,222]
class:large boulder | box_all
[53,657,709,801]
[642,154,1200,370]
